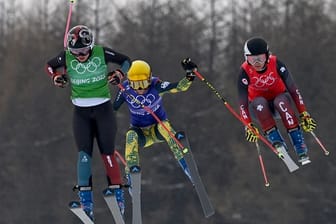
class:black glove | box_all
[53,73,68,88]
[185,72,196,81]
[181,58,197,81]
[108,69,125,85]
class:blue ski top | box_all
[113,76,192,127]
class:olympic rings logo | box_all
[126,93,156,109]
[251,72,276,88]
[70,57,102,74]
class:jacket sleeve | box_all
[112,88,125,111]
[155,77,192,95]
[277,59,307,113]
[44,51,66,78]
[103,47,131,74]
[237,68,252,124]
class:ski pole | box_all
[310,131,330,156]
[117,84,189,153]
[61,0,75,77]
[193,70,283,158]
[115,150,127,166]
[63,0,75,49]
[255,141,270,187]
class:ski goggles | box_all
[246,54,267,65]
[69,47,91,56]
[129,79,151,90]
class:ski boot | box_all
[178,158,193,184]
[265,127,288,152]
[125,173,132,198]
[114,187,125,215]
[288,128,311,165]
[104,185,125,215]
[78,187,94,221]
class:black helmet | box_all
[67,25,94,51]
[244,37,269,58]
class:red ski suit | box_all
[237,55,307,131]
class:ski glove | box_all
[300,111,317,132]
[53,73,68,88]
[181,58,197,81]
[245,123,259,142]
[108,69,125,85]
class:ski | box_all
[130,167,142,224]
[176,131,215,218]
[274,144,300,172]
[69,201,94,224]
[103,187,125,224]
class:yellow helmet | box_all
[127,60,152,90]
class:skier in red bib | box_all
[237,37,317,165]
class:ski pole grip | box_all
[194,70,205,81]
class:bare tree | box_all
[0,1,335,223]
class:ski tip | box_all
[325,151,330,156]
[265,182,270,187]
[68,201,81,208]
[205,210,216,218]
[288,164,300,172]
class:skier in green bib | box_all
[45,25,130,221]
